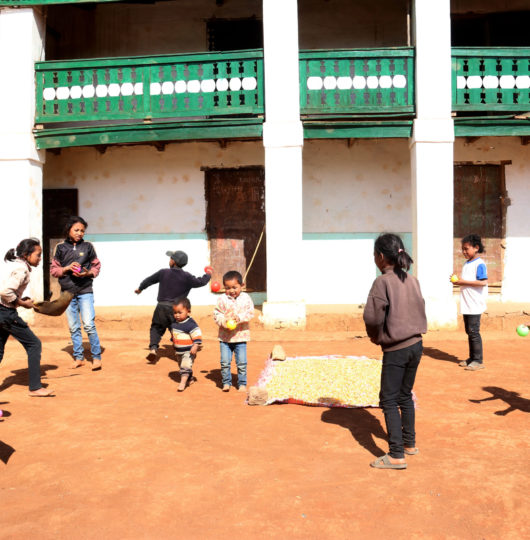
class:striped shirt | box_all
[170,317,202,354]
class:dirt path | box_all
[0,317,528,539]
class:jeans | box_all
[65,293,101,361]
[149,303,175,350]
[379,340,423,459]
[463,314,483,364]
[220,341,247,387]
[0,305,43,391]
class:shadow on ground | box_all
[423,346,460,364]
[321,407,387,457]
[470,386,530,415]
[0,365,57,392]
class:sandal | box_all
[370,454,407,470]
[404,448,419,455]
[29,387,55,397]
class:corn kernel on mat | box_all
[254,355,382,408]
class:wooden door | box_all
[43,189,78,299]
[453,165,506,284]
[205,167,266,292]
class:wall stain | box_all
[185,197,194,206]
[84,200,93,208]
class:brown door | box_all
[453,164,506,284]
[43,189,78,299]
[205,167,266,292]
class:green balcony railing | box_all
[0,0,122,5]
[452,48,530,112]
[35,50,264,125]
[299,48,415,116]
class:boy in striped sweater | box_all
[171,297,203,392]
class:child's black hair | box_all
[4,238,41,262]
[174,297,191,310]
[374,233,413,283]
[462,234,485,253]
[64,215,88,238]
[223,270,243,285]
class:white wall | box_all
[454,137,530,302]
[303,139,411,232]
[44,141,264,306]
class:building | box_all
[1,0,529,328]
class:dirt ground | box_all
[1,307,529,539]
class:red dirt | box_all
[1,309,528,539]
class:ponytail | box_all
[4,238,41,262]
[4,248,17,262]
[374,233,413,282]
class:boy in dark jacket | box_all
[135,250,211,362]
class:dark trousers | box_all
[0,305,43,391]
[379,340,422,459]
[463,314,483,364]
[149,303,175,349]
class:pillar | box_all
[0,7,46,303]
[410,0,457,328]
[261,0,306,328]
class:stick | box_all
[243,224,265,284]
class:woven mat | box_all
[254,355,382,408]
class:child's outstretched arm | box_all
[135,270,162,294]
[186,271,212,289]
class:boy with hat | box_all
[135,250,211,362]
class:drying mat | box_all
[252,355,382,408]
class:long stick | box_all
[243,223,266,284]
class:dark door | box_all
[205,167,266,292]
[454,165,506,284]
[43,189,78,299]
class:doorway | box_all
[43,188,78,299]
[453,164,507,285]
[204,167,266,292]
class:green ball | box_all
[516,324,529,337]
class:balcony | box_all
[34,47,418,148]
[452,47,530,136]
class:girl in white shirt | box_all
[451,234,488,371]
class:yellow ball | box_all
[450,274,458,283]
[227,319,237,330]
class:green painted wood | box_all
[303,120,413,139]
[34,118,263,149]
[36,50,264,124]
[299,48,415,116]
[452,47,530,112]
[454,120,530,136]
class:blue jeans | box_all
[65,293,101,361]
[220,341,247,387]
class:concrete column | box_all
[261,0,305,328]
[0,7,46,302]
[410,0,457,328]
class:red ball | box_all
[211,281,221,292]
[204,266,213,274]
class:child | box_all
[170,297,202,392]
[451,234,488,371]
[213,271,254,392]
[363,233,427,470]
[0,238,54,396]
[51,216,103,370]
[135,250,211,363]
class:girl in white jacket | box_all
[0,238,53,396]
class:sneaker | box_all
[146,348,157,363]
[459,359,471,367]
[92,359,102,371]
[465,361,485,371]
[238,385,247,393]
[222,384,230,392]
